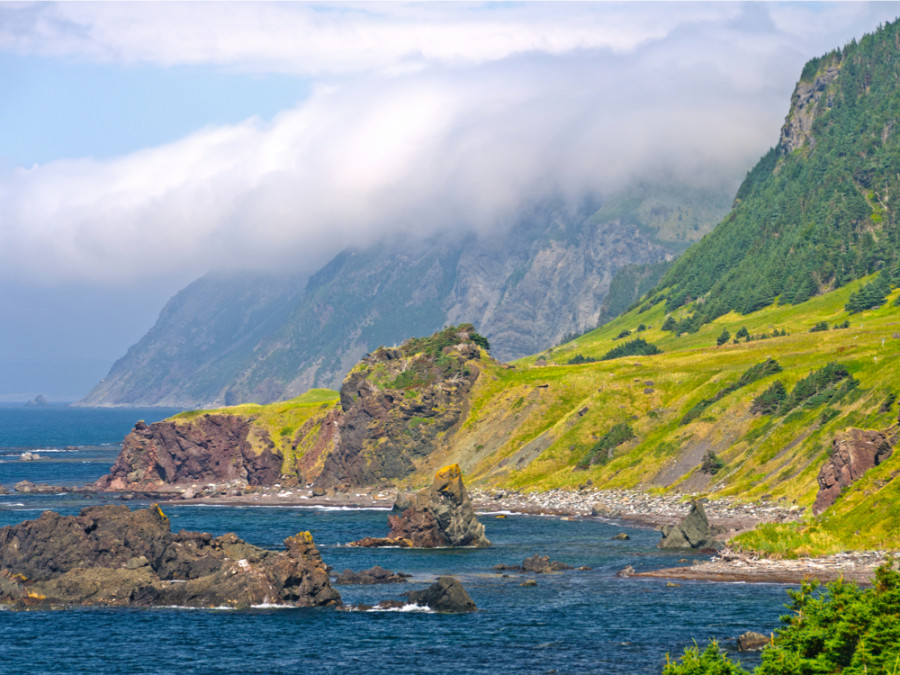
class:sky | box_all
[1,1,899,401]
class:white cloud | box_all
[0,2,742,73]
[2,2,900,285]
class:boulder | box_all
[658,500,721,550]
[612,533,630,540]
[813,428,894,514]
[347,536,413,548]
[0,504,341,610]
[406,576,476,613]
[335,566,410,585]
[522,554,572,573]
[350,465,490,548]
[737,631,770,652]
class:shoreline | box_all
[7,481,890,585]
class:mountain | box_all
[655,20,900,323]
[98,20,900,556]
[80,185,732,407]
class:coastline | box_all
[14,481,890,585]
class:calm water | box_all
[0,406,792,674]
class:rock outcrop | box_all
[334,566,410,585]
[658,499,721,550]
[351,464,490,548]
[96,415,283,491]
[779,59,842,154]
[494,554,573,573]
[813,428,894,514]
[316,326,486,489]
[406,576,477,613]
[0,504,341,610]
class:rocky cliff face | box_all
[779,60,843,154]
[80,187,731,408]
[814,428,894,514]
[316,327,486,488]
[96,415,283,491]
[97,326,491,492]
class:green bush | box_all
[664,563,900,674]
[601,338,662,361]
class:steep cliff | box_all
[79,186,730,407]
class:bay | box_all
[0,407,790,674]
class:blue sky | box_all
[1,1,899,401]
[0,55,310,166]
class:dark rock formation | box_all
[316,326,486,488]
[494,554,573,573]
[96,415,283,491]
[335,566,410,585]
[406,576,476,613]
[658,500,721,550]
[814,428,894,514]
[0,504,341,610]
[350,464,490,548]
[737,631,770,652]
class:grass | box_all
[162,276,900,552]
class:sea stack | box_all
[351,464,490,548]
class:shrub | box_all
[601,338,662,360]
[716,328,730,346]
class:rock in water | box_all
[351,464,490,548]
[658,500,721,550]
[737,631,770,652]
[813,428,894,514]
[0,504,341,610]
[406,576,476,613]
[335,566,410,585]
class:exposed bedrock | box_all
[0,504,340,609]
[813,428,894,514]
[96,415,282,491]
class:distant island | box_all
[24,394,50,407]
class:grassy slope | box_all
[173,388,340,475]
[161,282,900,553]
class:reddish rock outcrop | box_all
[0,504,341,609]
[96,415,282,491]
[813,428,894,514]
[351,464,490,548]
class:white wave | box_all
[368,603,433,613]
[250,603,292,609]
[2,503,26,507]
[476,510,517,516]
[299,505,391,512]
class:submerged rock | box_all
[13,480,67,494]
[493,554,574,573]
[335,566,410,585]
[406,576,476,613]
[0,504,341,610]
[350,465,490,548]
[658,500,721,550]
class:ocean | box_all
[0,405,792,674]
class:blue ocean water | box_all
[0,407,793,674]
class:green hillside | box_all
[654,19,900,326]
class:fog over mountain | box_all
[2,2,898,400]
